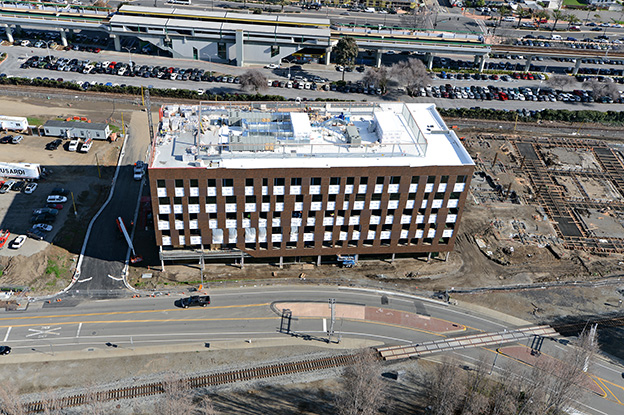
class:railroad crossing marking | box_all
[26,326,61,338]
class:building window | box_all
[346,177,355,184]
[173,197,182,205]
[223,178,233,187]
[376,176,385,184]
[217,42,226,59]
[263,178,268,186]
[312,195,322,202]
[330,177,341,185]
[226,196,236,203]
[274,178,285,186]
[441,175,449,183]
[206,196,216,204]
[246,178,254,186]
[175,179,184,187]
[311,177,321,185]
[359,177,368,184]
[246,196,256,203]
[208,179,216,187]
[390,176,401,184]
[157,180,166,188]
[189,196,199,204]
[411,176,420,184]
[190,179,198,187]
[291,177,301,185]
[457,175,467,183]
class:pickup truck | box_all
[68,139,80,152]
[180,295,211,308]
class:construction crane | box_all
[116,217,142,264]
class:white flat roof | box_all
[150,102,474,170]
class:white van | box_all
[551,34,562,40]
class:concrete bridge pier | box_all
[59,29,68,47]
[324,46,331,66]
[375,49,382,68]
[474,55,486,72]
[573,58,582,75]
[426,52,433,70]
[4,25,13,44]
[111,34,121,51]
[524,55,533,72]
[235,29,244,67]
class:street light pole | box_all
[123,46,135,70]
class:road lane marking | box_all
[592,376,624,405]
[26,326,61,338]
[322,318,326,332]
[3,327,10,342]
[0,303,271,322]
[76,322,82,338]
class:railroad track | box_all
[24,354,357,413]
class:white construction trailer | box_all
[0,162,41,180]
[0,116,29,132]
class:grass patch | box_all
[109,124,121,134]
[563,0,587,6]
[27,117,45,126]
[45,256,68,279]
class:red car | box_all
[46,203,63,210]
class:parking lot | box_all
[0,96,122,286]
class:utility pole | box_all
[145,87,155,146]
[328,298,336,343]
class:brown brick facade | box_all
[149,164,474,259]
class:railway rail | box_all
[23,354,357,413]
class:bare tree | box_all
[155,372,195,415]
[0,382,25,415]
[239,69,268,93]
[361,67,388,92]
[583,79,619,100]
[389,58,429,96]
[547,75,574,89]
[335,349,387,415]
[423,357,466,415]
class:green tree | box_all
[516,8,532,29]
[551,9,564,32]
[566,14,581,29]
[333,37,359,80]
[498,5,511,27]
[534,10,550,29]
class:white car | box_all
[24,183,38,194]
[32,224,53,232]
[10,235,26,249]
[264,63,279,69]
[134,161,146,180]
[47,195,67,203]
[68,139,80,152]
[78,141,92,153]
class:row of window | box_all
[157,211,459,231]
[161,227,454,248]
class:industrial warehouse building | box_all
[147,101,474,265]
[43,120,111,140]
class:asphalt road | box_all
[71,111,149,298]
[0,286,622,415]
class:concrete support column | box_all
[524,55,533,72]
[279,256,283,269]
[444,251,449,261]
[5,26,13,44]
[354,254,359,263]
[159,246,165,272]
[59,29,67,47]
[235,29,244,67]
[324,46,331,66]
[426,52,433,70]
[375,49,382,68]
[573,58,582,75]
[427,252,431,262]
[391,253,395,263]
[478,55,486,73]
[317,255,321,266]
[111,34,120,51]
[240,253,244,269]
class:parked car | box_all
[50,187,69,196]
[11,181,25,192]
[0,346,11,355]
[46,195,67,203]
[0,135,11,144]
[47,203,63,210]
[26,230,45,240]
[10,235,26,249]
[32,224,53,232]
[30,214,55,224]
[33,208,58,216]
[45,139,62,150]
[67,139,80,151]
[11,135,23,144]
[24,183,38,194]
[180,295,211,308]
